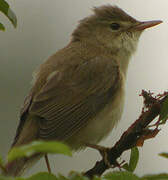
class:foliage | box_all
[7,141,72,163]
[0,140,168,180]
[122,147,139,172]
[0,0,17,31]
[159,152,168,159]
[104,171,139,180]
[160,96,168,124]
[1,171,168,180]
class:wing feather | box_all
[24,56,121,142]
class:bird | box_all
[4,5,162,177]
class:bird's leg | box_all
[117,159,126,170]
[85,143,111,167]
[44,154,51,173]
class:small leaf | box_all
[160,96,168,124]
[68,172,89,180]
[129,147,139,172]
[0,0,17,28]
[123,147,139,172]
[122,163,130,171]
[141,173,168,180]
[104,171,140,180]
[0,175,13,180]
[8,141,72,162]
[0,22,5,31]
[15,178,25,180]
[57,174,69,180]
[26,172,57,180]
[92,176,101,180]
[159,152,168,159]
[0,155,6,173]
[7,147,27,162]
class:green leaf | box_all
[0,175,13,180]
[15,178,25,180]
[68,172,89,180]
[25,172,57,180]
[92,176,101,180]
[159,152,168,159]
[141,173,168,180]
[0,155,6,174]
[123,147,139,172]
[104,171,140,180]
[160,96,168,124]
[0,0,17,28]
[122,163,130,171]
[57,174,69,180]
[8,141,72,162]
[129,147,139,172]
[0,22,5,31]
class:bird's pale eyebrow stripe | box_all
[46,71,59,82]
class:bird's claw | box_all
[85,143,112,168]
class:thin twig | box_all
[45,154,51,173]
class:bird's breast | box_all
[67,79,125,150]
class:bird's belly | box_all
[67,87,125,150]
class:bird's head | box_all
[72,5,162,57]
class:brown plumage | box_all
[5,5,162,177]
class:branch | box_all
[84,90,168,178]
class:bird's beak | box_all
[133,20,163,31]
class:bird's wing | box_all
[12,90,33,147]
[20,57,121,142]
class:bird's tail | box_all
[4,153,42,177]
[4,116,41,177]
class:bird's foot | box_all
[86,143,111,168]
[148,119,163,128]
[117,159,126,170]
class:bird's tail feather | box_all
[4,116,41,177]
[4,153,42,177]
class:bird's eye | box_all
[110,23,120,30]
